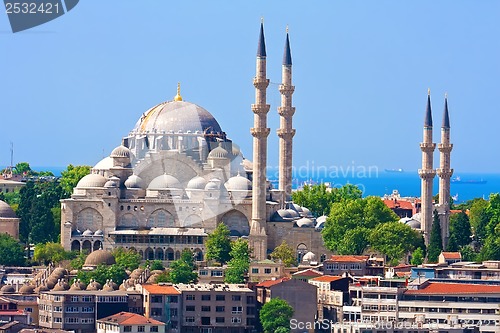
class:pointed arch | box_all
[221,210,250,236]
[147,209,174,228]
[76,208,103,231]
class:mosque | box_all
[60,23,331,263]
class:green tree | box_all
[369,222,423,262]
[168,249,198,283]
[13,162,31,175]
[113,247,141,270]
[155,271,170,283]
[76,264,127,285]
[33,242,73,265]
[460,245,478,262]
[225,239,251,284]
[469,198,489,244]
[427,210,443,263]
[273,327,290,333]
[0,234,25,266]
[205,223,232,264]
[337,227,370,255]
[447,211,471,251]
[410,247,424,266]
[17,181,36,243]
[71,252,87,270]
[259,298,294,333]
[270,240,297,267]
[322,196,399,253]
[149,260,164,271]
[60,165,91,198]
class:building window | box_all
[264,268,271,274]
[138,326,145,332]
[216,317,225,323]
[54,306,62,312]
[232,295,241,301]
[216,295,225,301]
[81,307,94,313]
[186,305,195,311]
[150,326,158,332]
[124,326,132,332]
[216,306,225,312]
[152,296,162,303]
[251,268,259,274]
[247,296,254,304]
[82,296,92,302]
[185,316,195,323]
[211,270,223,277]
[169,296,178,303]
[232,306,242,314]
[170,308,178,317]
[151,308,162,316]
[201,317,211,325]
[202,306,211,312]
[231,317,242,323]
[54,317,62,323]
[186,295,195,301]
[199,270,208,276]
[71,296,79,302]
[202,295,211,301]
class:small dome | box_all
[187,176,207,190]
[84,249,116,267]
[302,251,316,262]
[86,280,102,291]
[286,209,300,218]
[125,175,145,189]
[77,174,107,188]
[1,285,15,293]
[45,280,57,290]
[35,284,49,293]
[270,209,294,222]
[104,180,118,188]
[72,229,82,237]
[316,215,327,224]
[70,280,86,291]
[52,280,69,291]
[399,217,412,224]
[94,157,113,170]
[148,174,181,190]
[19,284,34,294]
[94,229,104,236]
[225,174,252,191]
[301,207,312,217]
[110,145,131,158]
[102,280,118,292]
[0,200,16,219]
[146,274,159,284]
[292,204,303,213]
[296,217,314,228]
[82,229,93,236]
[119,280,129,291]
[406,219,421,229]
[205,180,220,191]
[208,145,229,159]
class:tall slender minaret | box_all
[249,22,270,260]
[418,89,436,245]
[278,28,296,202]
[437,94,453,248]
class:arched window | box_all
[76,208,103,231]
[221,210,250,236]
[184,214,203,228]
[297,243,308,263]
[147,210,174,228]
[120,214,139,229]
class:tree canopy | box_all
[225,239,251,284]
[0,234,25,266]
[427,210,443,263]
[77,263,127,286]
[447,211,471,251]
[369,222,424,263]
[270,241,297,267]
[168,249,198,283]
[33,242,75,265]
[60,164,91,197]
[259,298,294,333]
[205,223,232,264]
[113,247,141,270]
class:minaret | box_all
[418,89,436,245]
[278,28,296,202]
[437,94,453,247]
[249,22,270,260]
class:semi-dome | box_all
[133,100,223,134]
[35,284,49,293]
[94,157,113,170]
[187,176,207,190]
[208,145,229,159]
[0,200,16,219]
[125,175,145,189]
[292,204,303,213]
[205,180,220,191]
[84,249,116,267]
[406,219,421,229]
[110,145,131,158]
[77,174,107,188]
[296,217,314,228]
[270,209,294,222]
[225,174,252,191]
[148,174,181,190]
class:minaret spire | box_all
[278,28,295,202]
[418,89,436,245]
[249,21,270,260]
[437,93,453,248]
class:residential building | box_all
[308,276,350,322]
[291,268,322,282]
[197,267,226,284]
[138,284,181,332]
[439,252,462,265]
[323,256,370,276]
[248,260,284,283]
[97,311,165,333]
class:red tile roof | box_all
[310,275,343,283]
[256,278,290,288]
[99,312,165,326]
[441,252,462,260]
[384,199,414,210]
[405,282,500,295]
[141,284,180,295]
[328,255,369,263]
[292,268,323,277]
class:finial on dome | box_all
[174,82,183,101]
[286,25,289,33]
[427,88,431,96]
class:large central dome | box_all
[133,100,223,134]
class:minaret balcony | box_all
[278,84,295,94]
[251,104,270,115]
[277,128,296,139]
[436,168,454,178]
[277,106,296,117]
[420,142,436,152]
[438,143,453,153]
[253,77,270,89]
[251,127,271,138]
[418,169,436,179]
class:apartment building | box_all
[97,311,165,333]
[308,276,350,322]
[138,284,181,332]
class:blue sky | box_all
[1,1,499,173]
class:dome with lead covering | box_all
[125,175,145,189]
[270,209,294,222]
[77,174,107,188]
[0,200,16,219]
[296,217,314,228]
[84,249,116,267]
[110,145,131,158]
[208,145,229,159]
[148,174,181,190]
[1,285,15,294]
[225,174,252,191]
[133,100,223,134]
[187,176,207,190]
